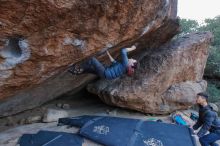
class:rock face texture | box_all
[0,0,212,116]
[0,0,180,116]
[87,32,213,114]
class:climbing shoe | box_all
[68,64,84,75]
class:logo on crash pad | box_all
[143,138,163,146]
[93,125,110,135]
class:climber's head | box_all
[196,92,208,106]
[127,58,137,76]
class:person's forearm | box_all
[126,45,136,52]
[193,120,202,130]
[197,125,209,137]
[121,48,129,66]
[106,51,115,62]
[197,117,213,137]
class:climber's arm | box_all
[106,50,116,63]
[125,45,136,52]
[121,45,137,66]
[106,45,136,64]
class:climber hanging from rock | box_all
[68,45,138,80]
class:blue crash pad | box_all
[58,115,100,127]
[78,116,196,146]
[131,121,195,146]
[18,130,83,146]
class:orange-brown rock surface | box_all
[0,0,213,116]
[0,0,180,116]
[87,32,213,114]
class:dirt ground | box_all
[0,91,219,146]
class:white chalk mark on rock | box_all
[63,37,86,50]
[0,39,31,70]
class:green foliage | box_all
[205,46,220,78]
[180,16,220,47]
[199,16,220,46]
[180,19,199,35]
[207,82,220,103]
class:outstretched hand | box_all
[126,45,137,52]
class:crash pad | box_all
[18,130,83,146]
[78,116,196,146]
[58,115,101,127]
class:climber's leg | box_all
[68,57,105,78]
[83,57,105,77]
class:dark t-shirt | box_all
[193,105,220,137]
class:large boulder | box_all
[87,32,213,114]
[0,0,179,116]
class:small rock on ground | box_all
[43,109,69,123]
